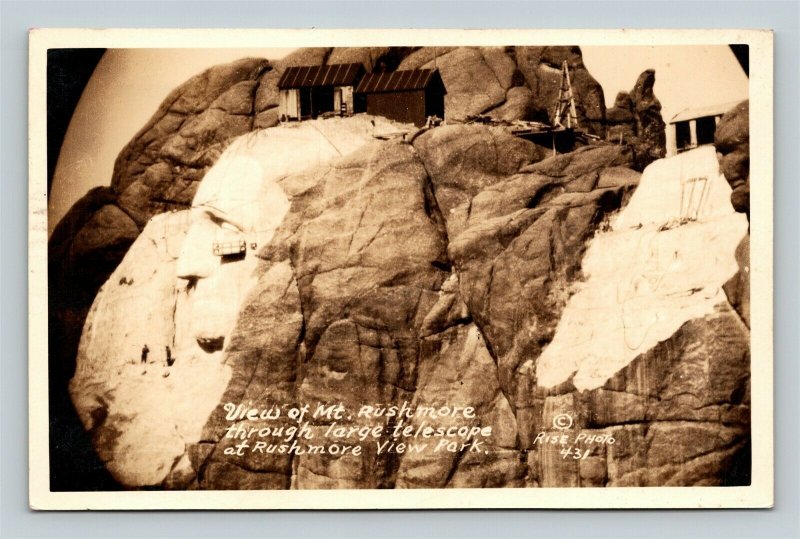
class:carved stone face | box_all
[175,147,290,356]
[71,117,396,487]
[174,118,396,358]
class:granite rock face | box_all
[54,49,684,490]
[68,117,402,488]
[112,58,273,221]
[605,69,667,170]
[521,146,749,487]
[513,46,607,137]
[49,58,274,389]
[716,100,750,329]
[70,118,748,489]
[715,100,749,217]
[51,49,664,374]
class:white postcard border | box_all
[28,27,774,510]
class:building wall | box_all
[278,89,300,120]
[670,114,724,155]
[281,86,356,120]
[365,90,427,127]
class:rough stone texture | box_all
[514,46,607,137]
[597,166,641,189]
[68,121,748,490]
[53,49,686,491]
[326,47,416,72]
[191,139,451,489]
[443,143,638,399]
[605,91,636,142]
[112,58,272,223]
[629,70,667,169]
[716,100,750,329]
[605,70,667,171]
[397,47,458,70]
[715,100,749,217]
[418,47,508,121]
[411,124,550,239]
[487,86,535,122]
[49,59,277,489]
[278,47,332,68]
[69,118,399,488]
[480,47,519,91]
[518,306,750,487]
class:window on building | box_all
[696,116,717,146]
[675,121,691,150]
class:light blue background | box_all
[1,1,797,538]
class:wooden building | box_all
[669,101,740,154]
[354,69,446,127]
[277,63,365,121]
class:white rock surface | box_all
[70,116,400,486]
[535,146,749,390]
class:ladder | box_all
[552,60,579,130]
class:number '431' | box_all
[560,447,591,460]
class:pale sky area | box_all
[48,45,748,235]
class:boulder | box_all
[418,47,507,121]
[486,86,535,122]
[70,204,139,260]
[629,69,667,169]
[605,91,637,144]
[397,47,458,70]
[514,46,607,137]
[326,47,416,72]
[605,70,667,170]
[411,124,548,238]
[715,101,750,329]
[480,47,519,91]
[276,47,331,69]
[715,100,749,216]
[112,58,272,225]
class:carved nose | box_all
[176,221,218,280]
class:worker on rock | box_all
[141,344,149,364]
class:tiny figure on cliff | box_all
[166,346,174,367]
[141,344,149,364]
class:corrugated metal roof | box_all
[355,69,439,93]
[669,101,743,124]
[277,63,364,89]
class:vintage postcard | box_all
[29,28,773,509]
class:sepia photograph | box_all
[29,28,773,509]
